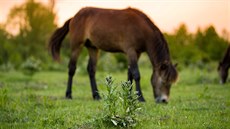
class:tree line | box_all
[0,0,229,71]
[166,24,228,66]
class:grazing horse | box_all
[49,7,178,103]
[218,45,230,84]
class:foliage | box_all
[103,76,118,118]
[0,26,8,65]
[101,76,141,127]
[0,0,56,68]
[21,56,41,76]
[97,53,126,73]
[195,26,228,61]
[167,24,228,66]
[114,53,128,70]
[0,63,15,72]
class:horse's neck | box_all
[222,46,230,69]
[147,32,171,66]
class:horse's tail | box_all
[49,18,72,61]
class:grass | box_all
[0,65,230,129]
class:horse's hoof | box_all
[138,97,145,102]
[66,94,72,99]
[66,96,72,99]
[93,94,101,100]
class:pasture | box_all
[0,63,229,129]
[1,1,229,129]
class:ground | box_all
[0,64,229,129]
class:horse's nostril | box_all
[155,97,168,104]
[162,99,168,103]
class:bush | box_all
[101,76,141,127]
[21,56,41,76]
[0,62,14,72]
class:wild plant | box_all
[102,76,141,127]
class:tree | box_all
[5,0,57,65]
[167,24,228,65]
[175,24,190,45]
[194,26,228,61]
[0,25,8,64]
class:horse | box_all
[49,7,178,103]
[218,45,230,84]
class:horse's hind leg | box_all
[87,47,101,100]
[127,50,145,102]
[66,46,83,99]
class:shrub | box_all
[101,76,141,127]
[21,56,41,76]
[0,62,14,72]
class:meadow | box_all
[0,63,229,129]
[0,1,229,128]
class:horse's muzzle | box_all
[155,95,168,104]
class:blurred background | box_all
[0,0,229,74]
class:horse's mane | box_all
[128,8,170,63]
[221,45,230,68]
[129,8,177,82]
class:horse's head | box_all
[218,62,228,84]
[152,61,178,103]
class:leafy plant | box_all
[102,76,141,127]
[103,76,118,117]
[0,62,14,72]
[21,56,41,76]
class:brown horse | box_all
[49,7,178,103]
[218,45,230,84]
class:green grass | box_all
[0,65,230,129]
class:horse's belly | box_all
[88,30,125,52]
[92,40,124,52]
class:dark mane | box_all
[128,8,170,64]
[221,45,230,68]
[218,44,230,84]
[129,8,177,84]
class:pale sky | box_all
[0,0,229,38]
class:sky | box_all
[0,0,229,38]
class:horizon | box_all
[0,0,229,39]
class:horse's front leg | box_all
[127,51,145,102]
[127,67,133,83]
[87,47,101,100]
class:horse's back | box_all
[70,7,153,53]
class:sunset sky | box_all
[0,0,229,38]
